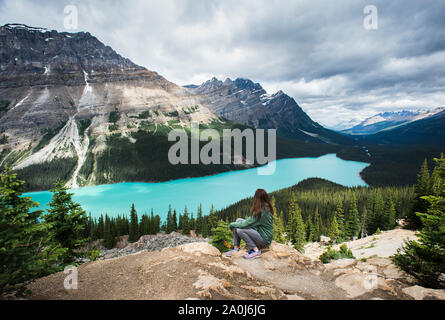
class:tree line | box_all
[215,178,415,251]
[89,203,222,249]
[0,168,92,297]
[393,154,445,288]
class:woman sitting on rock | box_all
[225,188,274,259]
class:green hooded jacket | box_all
[229,209,274,245]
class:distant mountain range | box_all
[340,108,445,135]
[0,23,443,191]
[187,77,353,145]
[356,108,445,145]
[0,23,353,191]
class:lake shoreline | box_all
[24,153,370,218]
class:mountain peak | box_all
[0,22,152,88]
[2,23,50,32]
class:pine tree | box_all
[190,212,196,232]
[286,194,305,251]
[44,182,88,262]
[182,206,190,235]
[128,204,139,242]
[328,215,340,243]
[369,190,385,234]
[360,206,368,239]
[431,153,443,196]
[408,159,431,229]
[201,216,209,238]
[149,209,155,234]
[305,215,314,242]
[0,167,52,296]
[393,156,445,289]
[345,194,360,240]
[383,197,396,230]
[178,209,183,231]
[207,204,218,234]
[196,204,203,235]
[285,194,297,240]
[334,199,345,241]
[272,208,286,243]
[95,215,104,239]
[166,205,173,234]
[313,207,321,242]
[103,214,115,249]
[153,214,161,234]
[292,206,306,252]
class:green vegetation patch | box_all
[0,100,10,113]
[167,119,181,128]
[0,135,8,145]
[34,122,67,152]
[76,119,92,137]
[109,110,121,123]
[14,157,78,192]
[109,124,119,132]
[319,244,355,264]
[139,121,155,131]
[164,110,179,117]
[182,105,199,114]
[138,111,151,119]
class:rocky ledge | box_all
[26,231,445,300]
[98,232,210,260]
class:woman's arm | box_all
[229,216,257,230]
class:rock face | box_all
[0,23,356,191]
[24,238,444,300]
[0,24,219,188]
[189,77,353,144]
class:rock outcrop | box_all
[24,231,445,300]
[0,23,221,188]
[189,77,353,144]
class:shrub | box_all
[319,244,355,264]
[138,111,151,119]
[108,124,119,131]
[210,220,233,253]
[87,249,102,261]
[109,110,121,123]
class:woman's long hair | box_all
[250,189,274,220]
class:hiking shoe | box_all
[224,248,240,257]
[244,249,261,259]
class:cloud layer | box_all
[1,0,445,127]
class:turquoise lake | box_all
[24,154,369,220]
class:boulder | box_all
[402,285,445,300]
[178,242,221,257]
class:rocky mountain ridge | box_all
[341,107,445,135]
[0,23,220,188]
[189,77,354,145]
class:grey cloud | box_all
[0,0,444,127]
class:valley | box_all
[0,10,444,303]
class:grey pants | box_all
[233,218,267,249]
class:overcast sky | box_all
[1,0,445,127]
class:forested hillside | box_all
[216,178,414,244]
